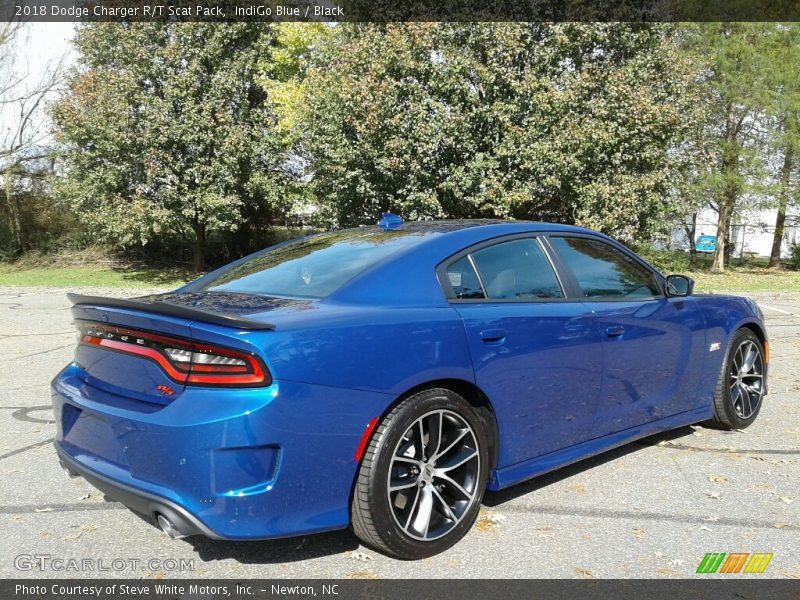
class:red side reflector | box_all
[354,417,379,462]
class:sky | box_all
[22,22,75,80]
[1,23,75,158]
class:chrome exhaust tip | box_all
[156,514,186,539]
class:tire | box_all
[710,328,766,430]
[351,388,490,559]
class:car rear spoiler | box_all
[67,293,276,331]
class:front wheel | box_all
[351,388,489,559]
[711,329,766,429]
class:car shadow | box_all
[482,425,696,507]
[124,504,360,564]
[146,426,698,565]
[184,529,361,564]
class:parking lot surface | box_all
[0,287,798,579]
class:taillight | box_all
[76,320,270,387]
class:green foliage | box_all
[295,23,705,243]
[790,243,800,271]
[51,23,290,270]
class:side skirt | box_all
[488,406,711,491]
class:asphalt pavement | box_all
[0,287,798,579]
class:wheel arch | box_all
[739,320,767,346]
[358,378,500,472]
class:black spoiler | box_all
[67,293,276,331]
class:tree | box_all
[1,23,64,254]
[685,24,776,273]
[297,23,704,244]
[763,25,800,268]
[52,23,287,271]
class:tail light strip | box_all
[77,321,270,387]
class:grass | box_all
[643,251,800,293]
[0,265,192,289]
[685,265,800,293]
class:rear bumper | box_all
[52,363,391,540]
[56,445,218,539]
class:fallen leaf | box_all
[633,527,645,538]
[349,551,373,562]
[575,484,586,495]
[704,515,720,522]
[779,497,793,504]
[348,571,379,579]
[475,509,506,532]
[574,568,594,579]
[705,491,721,500]
[708,474,728,483]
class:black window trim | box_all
[436,233,569,304]
[542,233,667,302]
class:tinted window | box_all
[445,257,485,299]
[470,239,563,300]
[550,237,661,299]
[198,229,426,299]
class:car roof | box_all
[358,219,588,235]
[327,219,598,306]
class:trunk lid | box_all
[68,292,289,407]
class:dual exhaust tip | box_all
[156,514,187,539]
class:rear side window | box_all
[471,239,563,300]
[549,237,661,299]
[446,257,484,299]
[444,238,563,301]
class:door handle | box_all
[480,328,506,343]
[605,326,625,338]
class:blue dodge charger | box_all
[52,217,768,559]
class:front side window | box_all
[549,237,661,299]
[445,238,563,301]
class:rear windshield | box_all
[197,229,427,299]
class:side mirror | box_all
[666,274,694,297]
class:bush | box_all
[789,243,800,271]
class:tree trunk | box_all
[711,105,742,274]
[192,221,206,272]
[3,169,23,253]
[711,201,732,273]
[684,213,697,262]
[769,143,793,269]
[724,210,733,265]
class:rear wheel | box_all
[351,388,489,559]
[711,329,766,429]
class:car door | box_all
[441,235,603,467]
[545,235,707,438]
